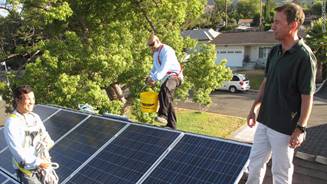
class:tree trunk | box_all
[106,84,127,103]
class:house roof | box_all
[181,28,220,41]
[238,19,253,24]
[211,31,278,46]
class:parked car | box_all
[219,73,250,92]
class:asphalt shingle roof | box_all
[211,31,279,45]
[181,28,219,41]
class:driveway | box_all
[176,90,327,127]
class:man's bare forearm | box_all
[250,78,266,114]
[298,95,313,127]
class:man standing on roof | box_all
[4,85,54,184]
[246,3,316,184]
[146,34,183,130]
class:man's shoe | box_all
[155,116,167,124]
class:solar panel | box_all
[0,171,8,183]
[33,105,59,121]
[50,116,127,182]
[65,125,180,184]
[0,149,15,178]
[142,134,251,184]
[0,128,7,153]
[44,110,88,141]
[1,105,252,184]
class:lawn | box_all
[129,108,246,138]
[239,69,265,90]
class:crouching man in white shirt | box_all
[4,85,54,184]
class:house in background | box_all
[238,19,253,27]
[210,31,278,68]
[181,28,220,43]
[236,19,257,32]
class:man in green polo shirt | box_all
[246,3,316,184]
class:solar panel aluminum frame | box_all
[60,123,131,184]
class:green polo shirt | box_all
[257,39,317,135]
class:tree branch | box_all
[134,0,158,33]
[1,50,41,63]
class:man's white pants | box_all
[246,123,294,184]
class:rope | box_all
[35,141,59,184]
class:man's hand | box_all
[289,128,305,148]
[247,111,256,128]
[39,162,49,169]
[146,77,156,87]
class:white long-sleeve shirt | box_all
[150,44,183,82]
[4,110,53,170]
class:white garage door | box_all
[216,49,243,67]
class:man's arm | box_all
[289,94,313,148]
[247,78,266,128]
[298,94,313,127]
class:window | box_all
[259,47,271,59]
[235,51,242,53]
[220,51,226,54]
[231,76,239,81]
[228,51,234,53]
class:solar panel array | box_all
[0,105,251,184]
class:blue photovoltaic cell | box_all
[0,149,16,177]
[50,116,126,182]
[0,171,8,183]
[44,110,87,141]
[33,105,58,121]
[143,135,251,184]
[67,125,180,184]
[0,128,7,152]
